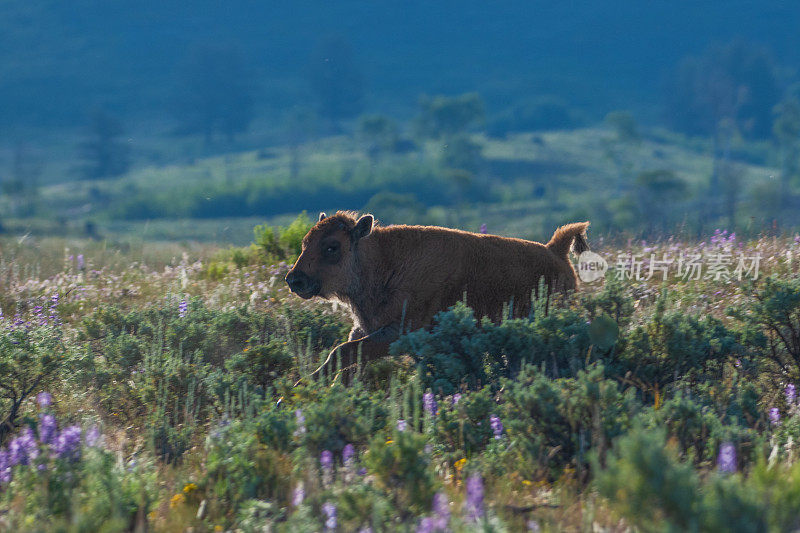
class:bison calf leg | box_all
[310,324,399,385]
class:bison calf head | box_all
[285,211,373,299]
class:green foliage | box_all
[358,114,399,158]
[487,96,582,136]
[503,364,637,480]
[441,134,483,173]
[433,386,497,460]
[224,340,293,394]
[1,442,155,532]
[205,412,294,518]
[253,211,314,262]
[597,425,800,532]
[77,299,306,461]
[364,428,436,514]
[0,318,70,443]
[296,385,388,458]
[729,274,800,380]
[582,275,635,329]
[595,424,703,531]
[391,301,594,394]
[616,291,740,392]
[8,238,800,529]
[637,391,757,466]
[415,93,485,139]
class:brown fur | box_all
[287,211,590,383]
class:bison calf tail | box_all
[546,222,590,260]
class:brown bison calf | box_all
[285,211,589,382]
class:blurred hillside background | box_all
[2,0,800,244]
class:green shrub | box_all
[205,416,294,518]
[615,292,740,394]
[1,424,155,532]
[729,274,800,381]
[637,391,757,467]
[364,428,436,515]
[595,424,703,531]
[295,385,388,458]
[253,211,314,263]
[391,300,593,395]
[596,424,800,532]
[0,314,71,443]
[503,363,637,480]
[433,386,497,461]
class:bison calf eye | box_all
[323,242,340,257]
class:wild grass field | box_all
[2,218,800,532]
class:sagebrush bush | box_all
[729,274,800,381]
[391,300,594,394]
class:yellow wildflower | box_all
[170,493,186,508]
[455,458,466,472]
[183,483,198,494]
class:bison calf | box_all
[286,211,589,383]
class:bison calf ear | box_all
[318,212,327,222]
[353,214,374,240]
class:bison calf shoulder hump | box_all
[286,211,589,383]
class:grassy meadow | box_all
[2,221,800,531]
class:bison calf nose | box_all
[285,271,307,292]
[285,270,318,297]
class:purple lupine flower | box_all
[717,442,737,473]
[465,474,484,521]
[786,384,796,405]
[417,517,435,533]
[423,392,437,416]
[432,492,450,530]
[292,484,305,506]
[39,414,57,445]
[479,224,487,234]
[397,419,407,432]
[178,299,188,318]
[85,425,101,447]
[77,254,85,270]
[342,443,355,465]
[0,450,9,483]
[55,425,82,460]
[320,449,333,471]
[50,293,59,309]
[294,409,306,436]
[357,467,367,476]
[322,502,337,531]
[734,359,742,368]
[770,407,781,426]
[527,519,542,532]
[36,391,52,408]
[452,393,462,406]
[490,414,503,439]
[9,427,39,466]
